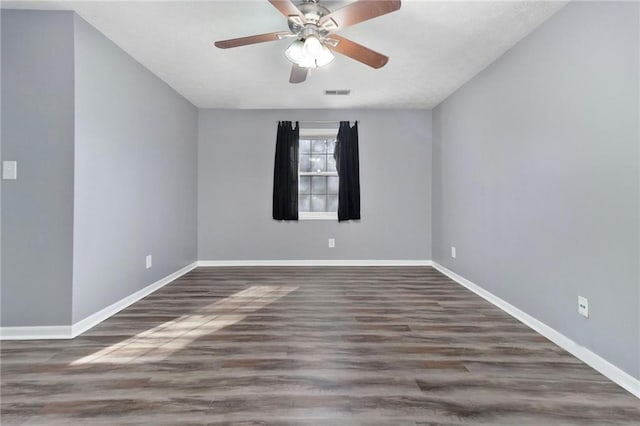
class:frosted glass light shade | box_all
[303,36,323,57]
[314,44,335,67]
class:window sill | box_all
[299,212,338,221]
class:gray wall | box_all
[432,1,639,379]
[72,16,198,323]
[1,10,2,327]
[198,109,431,261]
[1,10,75,326]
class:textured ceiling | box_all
[2,0,568,108]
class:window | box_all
[298,131,338,220]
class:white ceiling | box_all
[3,0,568,109]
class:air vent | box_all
[325,90,351,96]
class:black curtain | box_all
[273,121,299,220]
[334,121,360,221]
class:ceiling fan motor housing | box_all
[288,1,331,37]
[299,1,329,23]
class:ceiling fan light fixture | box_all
[285,40,315,68]
[285,38,334,69]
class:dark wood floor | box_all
[2,267,639,425]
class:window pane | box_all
[299,195,311,212]
[328,194,338,212]
[311,176,326,194]
[310,155,326,172]
[311,195,326,212]
[326,140,336,154]
[326,154,336,172]
[299,176,311,194]
[299,139,311,153]
[327,176,339,194]
[312,140,326,153]
[299,154,311,172]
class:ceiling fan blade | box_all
[320,0,401,31]
[289,64,308,84]
[214,32,292,49]
[328,35,389,69]
[268,0,306,23]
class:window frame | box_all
[298,129,339,221]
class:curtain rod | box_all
[276,120,358,124]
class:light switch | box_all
[2,161,17,180]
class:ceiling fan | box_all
[214,0,401,84]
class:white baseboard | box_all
[0,261,198,340]
[197,260,433,267]
[0,325,72,340]
[432,261,640,399]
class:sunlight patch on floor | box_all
[70,285,297,365]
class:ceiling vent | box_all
[325,89,351,96]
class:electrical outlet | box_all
[328,238,335,248]
[578,296,589,318]
[146,255,153,269]
[451,246,456,259]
